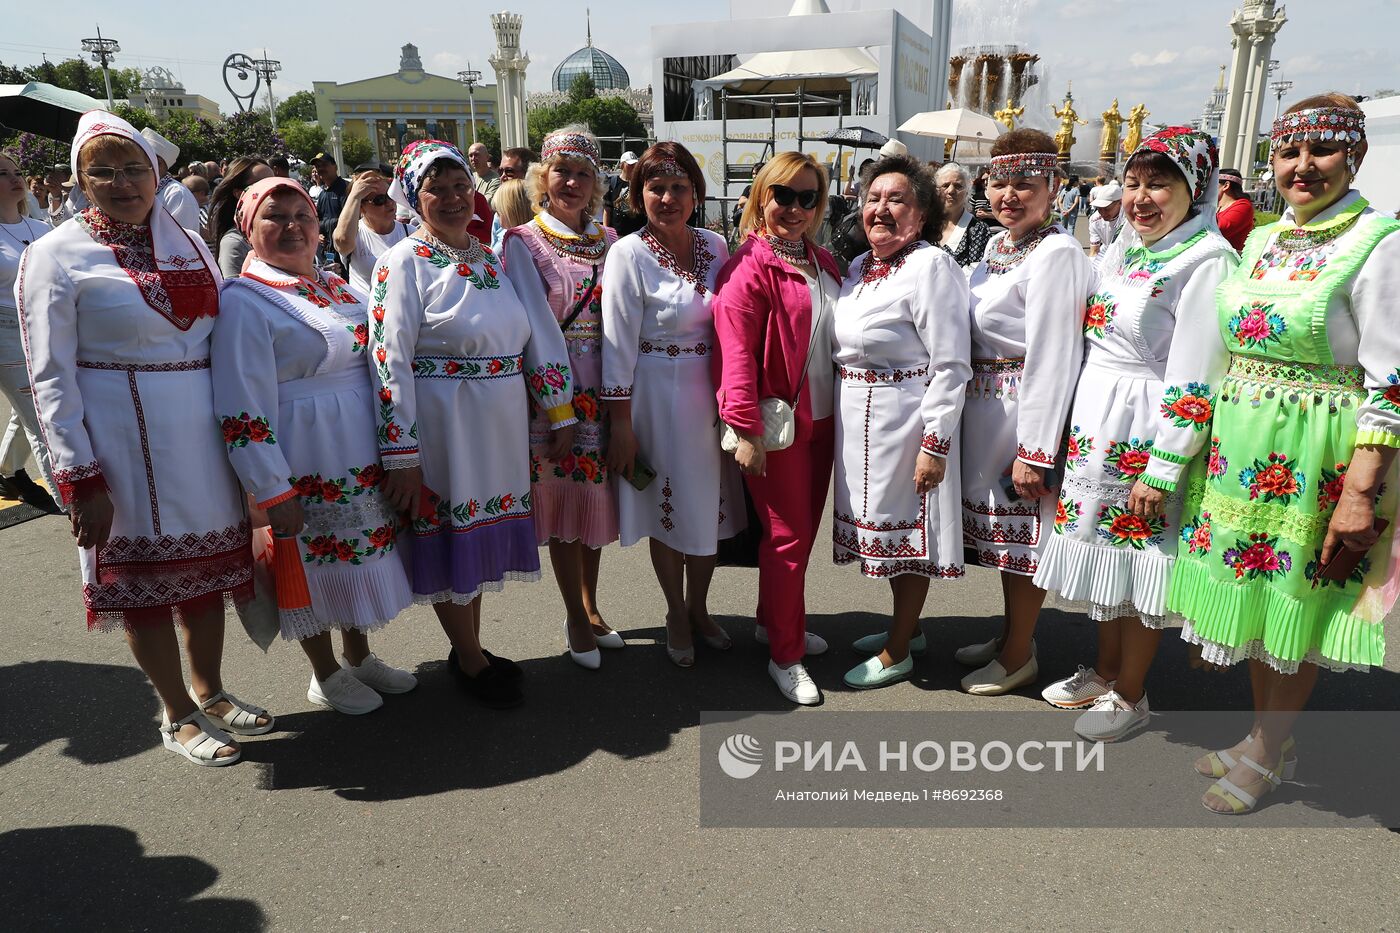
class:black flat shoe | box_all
[447,649,523,708]
[9,470,61,514]
[482,650,523,681]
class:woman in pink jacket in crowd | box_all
[714,152,842,706]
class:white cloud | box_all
[427,51,469,76]
[1128,49,1181,67]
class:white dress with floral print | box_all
[600,227,745,554]
[1031,215,1236,625]
[367,235,576,605]
[213,260,413,638]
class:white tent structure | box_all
[691,0,880,117]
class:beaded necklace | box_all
[857,241,919,294]
[985,222,1055,275]
[414,230,486,266]
[765,233,810,266]
[1273,211,1362,252]
[534,213,608,262]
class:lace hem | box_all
[1087,599,1168,629]
[1192,480,1332,544]
[1179,618,1372,675]
[413,570,543,606]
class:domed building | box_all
[551,15,629,92]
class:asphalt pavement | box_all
[5,485,1400,931]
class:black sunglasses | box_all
[769,183,820,210]
[364,194,391,206]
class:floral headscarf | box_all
[1128,126,1218,209]
[389,139,471,214]
[541,129,602,173]
[234,177,317,239]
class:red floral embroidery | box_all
[1016,443,1055,466]
[221,412,277,449]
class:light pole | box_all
[252,50,282,128]
[458,66,481,145]
[1270,78,1294,124]
[81,26,121,110]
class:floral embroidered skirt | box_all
[528,336,619,548]
[835,365,964,579]
[1168,354,1393,673]
[960,361,1056,577]
[272,371,413,638]
[1033,356,1182,627]
[411,369,542,604]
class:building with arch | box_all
[313,43,499,162]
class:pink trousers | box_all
[744,417,834,666]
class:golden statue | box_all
[1050,86,1087,161]
[1099,98,1123,162]
[994,97,1025,131]
[1122,103,1151,156]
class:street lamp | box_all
[1270,78,1294,123]
[457,66,482,145]
[251,50,283,128]
[81,26,121,110]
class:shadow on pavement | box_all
[0,825,265,932]
[0,661,158,769]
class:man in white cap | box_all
[140,126,202,233]
[878,138,909,159]
[602,150,644,236]
[1087,180,1124,265]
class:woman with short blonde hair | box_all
[714,151,841,705]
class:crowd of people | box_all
[3,90,1396,817]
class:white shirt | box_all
[346,219,408,294]
[1089,210,1126,258]
[159,177,203,233]
[0,216,51,311]
[803,266,838,420]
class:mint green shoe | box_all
[843,654,914,690]
[851,630,927,656]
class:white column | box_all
[1218,31,1250,169]
[1240,36,1279,174]
[366,118,379,161]
[1233,37,1263,174]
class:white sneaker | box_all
[308,669,384,715]
[341,652,418,694]
[1074,691,1150,742]
[768,660,822,705]
[1041,665,1113,710]
[754,626,829,656]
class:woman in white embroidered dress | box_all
[0,150,59,512]
[370,140,576,709]
[601,141,741,666]
[1032,128,1238,740]
[837,155,972,690]
[213,177,417,716]
[18,112,268,767]
[503,125,623,670]
[958,130,1095,697]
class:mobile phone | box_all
[626,453,657,492]
[1315,518,1389,585]
[999,471,1021,502]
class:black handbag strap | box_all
[560,263,599,332]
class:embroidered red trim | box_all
[256,488,298,509]
[921,433,951,456]
[76,208,218,330]
[1016,444,1056,466]
[85,521,254,626]
[54,460,108,504]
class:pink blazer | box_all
[712,233,842,440]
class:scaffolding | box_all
[717,85,845,242]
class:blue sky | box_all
[2,1,1393,125]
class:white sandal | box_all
[1204,754,1283,815]
[190,688,275,735]
[160,710,240,767]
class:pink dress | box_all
[503,212,620,548]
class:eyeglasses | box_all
[499,167,521,179]
[364,194,391,206]
[769,184,820,210]
[83,165,153,184]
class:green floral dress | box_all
[1146,193,1400,672]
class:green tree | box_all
[568,73,597,104]
[341,133,374,169]
[31,58,143,101]
[574,97,647,161]
[275,90,318,125]
[0,61,27,84]
[474,123,501,161]
[279,119,327,162]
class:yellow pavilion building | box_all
[313,44,499,161]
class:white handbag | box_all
[719,276,829,454]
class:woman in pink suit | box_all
[714,152,842,706]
